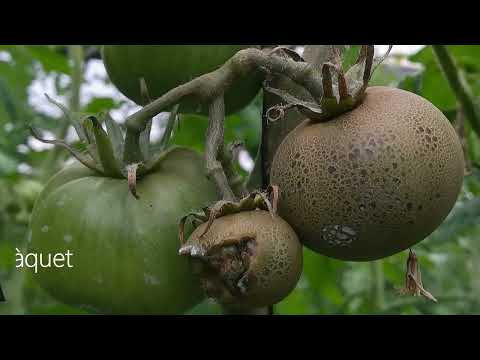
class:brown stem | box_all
[219,142,248,198]
[205,96,236,201]
[123,48,326,166]
[253,46,333,189]
[125,48,323,132]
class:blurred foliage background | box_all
[1,45,480,315]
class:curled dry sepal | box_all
[265,45,393,123]
[398,249,438,303]
[179,184,279,247]
[28,91,179,199]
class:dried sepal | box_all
[265,45,393,124]
[345,45,392,98]
[322,63,335,99]
[303,45,348,70]
[398,249,438,302]
[126,163,140,199]
[264,85,325,121]
[178,185,280,254]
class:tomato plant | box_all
[2,44,479,316]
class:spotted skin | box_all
[271,86,465,261]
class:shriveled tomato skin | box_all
[29,147,218,314]
[102,45,262,115]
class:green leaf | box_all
[465,167,480,196]
[0,77,19,121]
[382,256,406,285]
[438,46,480,71]
[369,64,402,87]
[302,249,345,306]
[0,242,15,270]
[83,97,119,114]
[399,73,423,95]
[342,45,362,71]
[25,45,71,74]
[275,277,317,315]
[409,45,480,112]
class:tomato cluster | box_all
[29,46,465,314]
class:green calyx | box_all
[29,95,180,184]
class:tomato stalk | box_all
[122,47,325,130]
[121,47,329,170]
[219,142,248,198]
[432,45,480,138]
[205,95,237,201]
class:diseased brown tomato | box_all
[271,86,465,261]
[180,210,303,310]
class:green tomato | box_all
[102,45,262,115]
[28,147,218,314]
